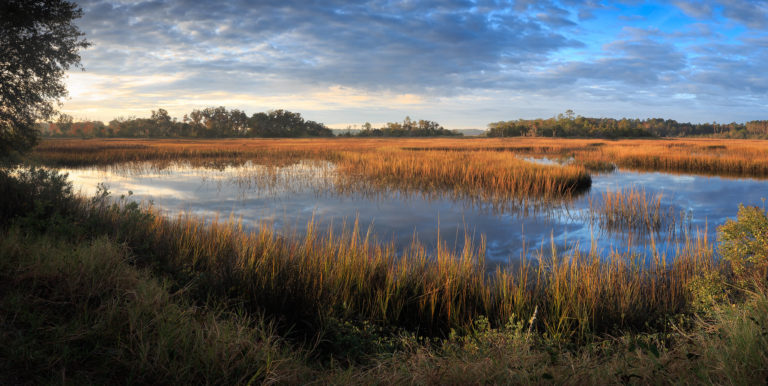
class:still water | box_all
[61,160,768,263]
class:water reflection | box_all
[60,161,768,262]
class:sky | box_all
[62,0,768,130]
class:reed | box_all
[589,187,678,234]
[72,195,716,341]
[33,138,594,200]
[335,148,592,199]
[33,137,768,181]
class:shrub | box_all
[0,167,73,228]
[718,204,768,286]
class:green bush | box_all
[687,271,730,314]
[718,204,768,286]
[0,167,73,228]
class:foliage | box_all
[248,109,332,138]
[719,204,768,285]
[487,110,768,139]
[0,167,73,228]
[687,271,730,314]
[0,0,89,159]
[355,116,461,137]
[47,107,335,138]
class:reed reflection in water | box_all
[59,160,768,262]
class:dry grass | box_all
[0,230,304,385]
[25,137,757,337]
[76,195,716,341]
[6,163,765,383]
[34,137,768,179]
[335,148,591,200]
[589,187,679,234]
[33,138,593,200]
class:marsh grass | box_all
[35,138,594,202]
[67,192,715,343]
[34,138,768,186]
[573,159,617,173]
[6,143,768,382]
[328,283,768,385]
[589,187,680,235]
[4,221,764,384]
[335,148,592,200]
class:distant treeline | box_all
[487,110,768,139]
[42,107,334,138]
[344,117,461,137]
[41,108,768,139]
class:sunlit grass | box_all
[10,138,768,382]
[589,187,679,234]
[24,137,762,338]
[74,195,716,341]
[335,148,591,200]
[34,137,768,180]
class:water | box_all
[60,160,768,263]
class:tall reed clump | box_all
[335,149,592,200]
[72,194,715,342]
[589,188,677,234]
[488,228,715,340]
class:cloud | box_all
[74,0,583,91]
[674,0,768,28]
[62,0,768,125]
[719,0,768,28]
[673,0,713,19]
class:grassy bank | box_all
[2,166,767,383]
[0,230,306,384]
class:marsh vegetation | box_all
[3,137,768,383]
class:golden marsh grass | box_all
[589,187,679,234]
[27,137,755,339]
[77,196,717,340]
[34,137,768,179]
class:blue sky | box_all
[63,0,768,129]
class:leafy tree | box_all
[150,108,172,137]
[487,111,768,139]
[0,0,89,159]
[56,113,74,136]
[357,117,458,137]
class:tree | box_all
[0,0,89,159]
[56,113,73,136]
[150,108,172,137]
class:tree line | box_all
[39,108,768,140]
[43,108,334,138]
[43,111,461,138]
[487,110,768,139]
[345,117,461,137]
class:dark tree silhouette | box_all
[0,0,89,159]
